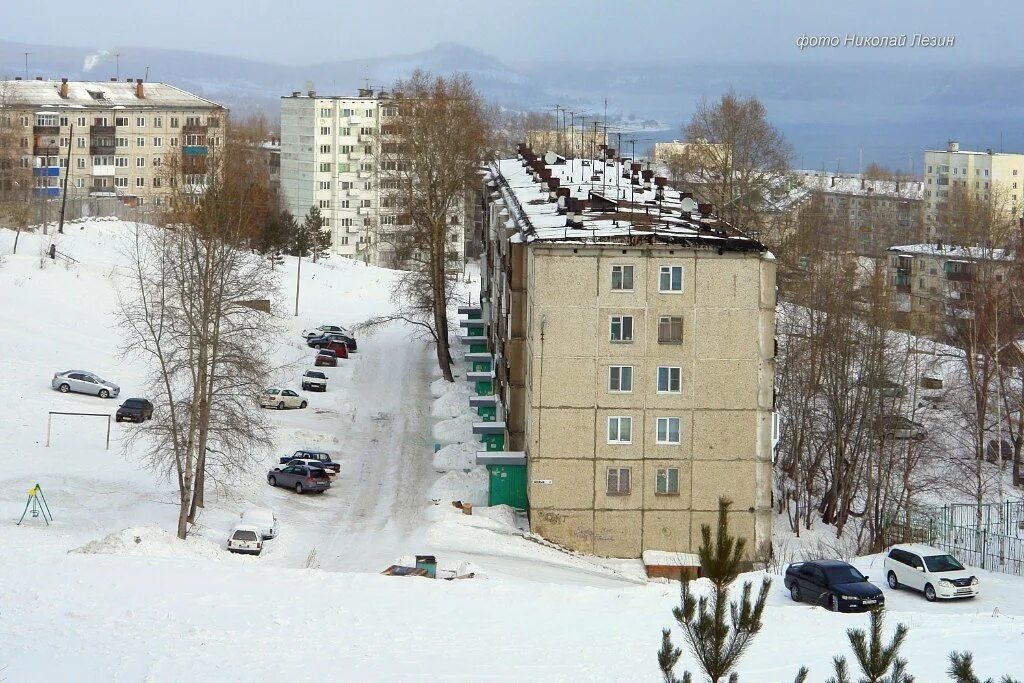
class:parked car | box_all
[240,507,277,540]
[875,414,926,441]
[307,332,358,353]
[316,339,349,359]
[302,324,349,339]
[784,560,884,612]
[115,398,154,423]
[259,387,308,410]
[301,370,328,392]
[884,544,979,601]
[51,370,120,398]
[226,524,264,555]
[314,350,338,367]
[267,463,331,494]
[279,449,340,474]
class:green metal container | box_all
[472,359,492,373]
[474,380,494,396]
[477,405,496,421]
[470,342,487,354]
[482,433,505,451]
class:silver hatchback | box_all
[51,370,121,398]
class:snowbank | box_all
[432,412,476,445]
[432,441,478,471]
[72,527,225,560]
[429,468,488,507]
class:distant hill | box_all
[2,39,1023,171]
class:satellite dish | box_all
[544,151,560,165]
[680,197,698,214]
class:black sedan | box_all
[307,332,357,352]
[784,560,884,612]
[116,398,154,423]
[267,464,331,494]
[278,449,340,474]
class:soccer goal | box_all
[46,411,112,450]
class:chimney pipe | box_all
[135,79,144,99]
[110,77,117,82]
[59,78,69,99]
[35,76,43,81]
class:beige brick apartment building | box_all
[473,147,776,560]
[2,77,226,206]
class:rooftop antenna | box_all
[115,53,120,81]
[23,52,29,80]
[144,65,150,81]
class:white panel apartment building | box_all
[2,77,226,205]
[281,88,466,267]
[923,141,1024,238]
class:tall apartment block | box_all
[280,88,466,268]
[2,77,226,206]
[923,141,1024,238]
[464,146,776,562]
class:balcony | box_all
[357,206,373,215]
[90,125,115,135]
[358,133,374,144]
[183,145,209,156]
[346,187,362,197]
[91,166,115,177]
[357,170,373,179]
[33,145,59,156]
[32,166,60,177]
[183,123,208,135]
[33,125,60,135]
[347,150,364,160]
[90,143,116,155]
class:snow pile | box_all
[432,412,476,445]
[71,527,225,560]
[474,504,519,529]
[431,382,471,418]
[432,441,478,471]
[429,468,488,507]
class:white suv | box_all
[227,524,264,555]
[884,544,979,601]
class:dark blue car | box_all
[784,560,884,612]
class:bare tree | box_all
[119,132,280,539]
[671,91,792,229]
[372,71,490,381]
[0,80,32,251]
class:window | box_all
[339,127,351,136]
[153,177,162,188]
[74,178,84,189]
[59,115,68,127]
[136,137,145,147]
[658,316,683,344]
[136,157,145,167]
[320,108,332,118]
[656,467,680,494]
[170,137,179,147]
[136,117,146,127]
[608,366,633,393]
[153,158,162,167]
[657,366,682,393]
[659,265,683,292]
[611,264,634,291]
[77,137,86,148]
[318,181,331,190]
[339,236,349,245]
[135,177,145,188]
[320,126,331,135]
[115,116,129,127]
[170,117,179,128]
[606,467,631,495]
[77,116,86,127]
[320,162,332,172]
[319,144,331,154]
[319,199,330,209]
[153,117,162,128]
[607,416,632,444]
[76,158,86,169]
[610,315,633,342]
[153,137,162,147]
[340,200,350,208]
[116,136,129,147]
[114,176,128,188]
[115,156,128,168]
[656,417,681,444]
[59,137,68,148]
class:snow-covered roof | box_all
[889,244,1015,261]
[491,153,767,254]
[1,79,225,110]
[794,170,924,200]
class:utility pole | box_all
[115,53,121,81]
[294,222,303,316]
[24,53,29,80]
[57,124,74,234]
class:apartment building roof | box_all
[889,243,1014,261]
[2,79,225,110]
[795,170,924,200]
[488,150,767,254]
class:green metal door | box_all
[488,464,528,509]
[472,359,492,372]
[470,342,487,354]
[474,380,494,396]
[482,433,505,451]
[477,405,496,421]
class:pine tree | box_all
[827,608,913,683]
[658,498,808,683]
[948,652,1021,683]
[302,205,328,263]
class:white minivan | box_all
[240,507,277,540]
[884,544,979,601]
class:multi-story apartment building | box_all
[466,145,776,561]
[923,141,1024,238]
[280,88,467,268]
[1,77,226,206]
[795,170,924,254]
[888,243,1015,333]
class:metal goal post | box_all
[46,411,112,450]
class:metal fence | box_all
[884,501,1024,576]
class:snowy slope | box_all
[1,221,1023,681]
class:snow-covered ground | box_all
[1,221,1022,681]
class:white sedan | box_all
[302,324,349,339]
[260,387,308,410]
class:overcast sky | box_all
[3,0,1022,67]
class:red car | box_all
[315,349,338,367]
[320,339,349,359]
